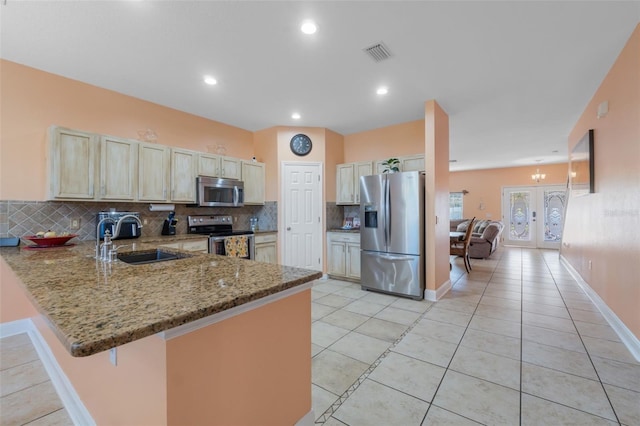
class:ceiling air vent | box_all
[363,42,392,62]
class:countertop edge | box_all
[159,280,315,340]
[67,270,322,357]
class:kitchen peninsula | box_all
[0,237,322,425]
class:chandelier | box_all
[531,168,546,183]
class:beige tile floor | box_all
[312,247,640,425]
[2,247,638,425]
[0,333,73,426]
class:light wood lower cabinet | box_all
[327,232,360,281]
[159,238,208,254]
[255,233,277,264]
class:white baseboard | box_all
[424,279,452,302]
[295,409,315,426]
[0,318,96,426]
[560,255,640,362]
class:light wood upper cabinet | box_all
[198,153,221,177]
[221,156,242,179]
[48,127,97,200]
[336,161,373,205]
[198,154,242,179]
[354,162,373,204]
[400,154,425,172]
[170,148,197,202]
[241,161,265,205]
[336,164,355,205]
[48,125,258,204]
[138,142,169,202]
[99,135,137,200]
[376,155,425,173]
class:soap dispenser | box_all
[162,212,177,235]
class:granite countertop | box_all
[0,236,321,357]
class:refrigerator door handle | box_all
[385,176,390,250]
[377,254,416,262]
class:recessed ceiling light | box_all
[301,20,317,35]
[203,76,217,85]
[292,113,301,119]
[376,87,388,95]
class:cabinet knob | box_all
[287,227,291,231]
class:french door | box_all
[502,185,566,249]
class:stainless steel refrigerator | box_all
[359,171,425,300]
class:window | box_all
[449,192,463,220]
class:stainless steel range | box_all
[187,215,255,259]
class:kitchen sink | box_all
[117,249,191,265]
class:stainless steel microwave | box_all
[196,176,244,207]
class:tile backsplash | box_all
[0,200,277,241]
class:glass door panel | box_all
[502,185,566,249]
[503,187,536,247]
[538,185,566,249]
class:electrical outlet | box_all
[70,218,81,230]
[233,216,237,223]
[143,219,148,225]
[588,260,592,270]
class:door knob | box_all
[287,227,291,231]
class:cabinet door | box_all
[180,239,209,253]
[354,162,373,204]
[49,127,97,199]
[336,164,355,205]
[242,161,265,205]
[346,242,361,279]
[256,242,277,263]
[374,160,388,174]
[99,135,137,200]
[221,156,242,179]
[138,143,169,201]
[170,149,197,202]
[328,240,346,276]
[198,153,220,177]
[400,155,425,172]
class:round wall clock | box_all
[290,134,312,156]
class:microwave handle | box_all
[233,186,239,206]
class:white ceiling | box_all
[1,1,638,171]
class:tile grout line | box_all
[314,295,441,424]
[540,251,623,425]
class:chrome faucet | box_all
[96,217,116,260]
[95,215,143,261]
[113,214,143,239]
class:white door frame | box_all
[280,161,323,270]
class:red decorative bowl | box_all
[24,234,77,247]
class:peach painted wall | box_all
[449,163,569,221]
[343,120,425,162]
[561,24,640,339]
[253,127,279,202]
[0,60,253,201]
[324,129,345,202]
[0,258,38,322]
[166,290,311,425]
[425,101,450,295]
[0,264,168,425]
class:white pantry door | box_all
[281,162,323,271]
